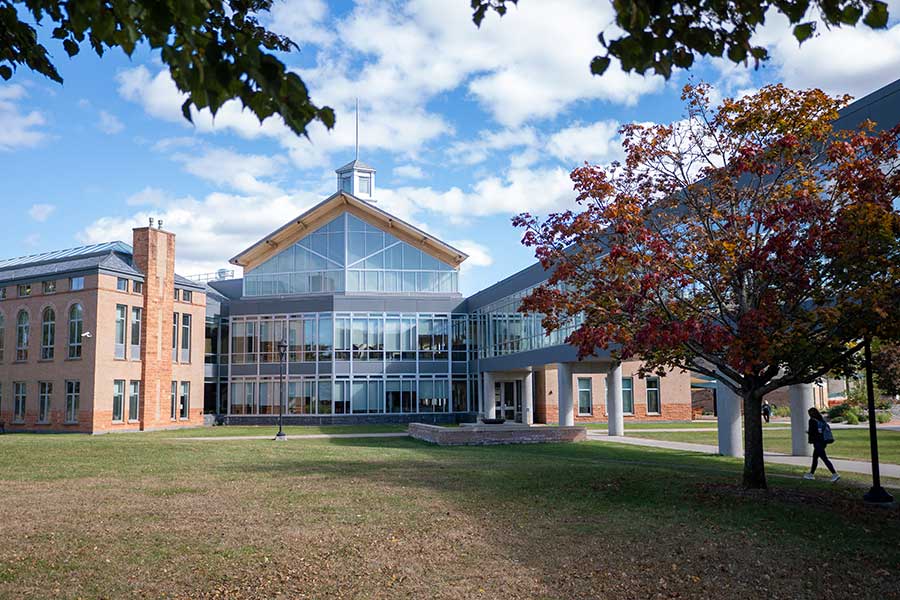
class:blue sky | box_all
[2,0,899,295]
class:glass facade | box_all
[225,311,474,416]
[243,214,459,296]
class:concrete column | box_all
[606,362,624,436]
[482,372,495,420]
[557,363,574,426]
[522,370,534,425]
[789,383,814,457]
[715,381,743,457]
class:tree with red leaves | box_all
[515,83,900,489]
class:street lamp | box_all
[862,337,893,505]
[275,337,288,441]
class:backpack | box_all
[819,420,835,445]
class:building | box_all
[0,226,206,433]
[203,159,693,426]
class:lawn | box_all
[582,421,791,430]
[144,423,409,438]
[629,428,900,464]
[0,433,898,599]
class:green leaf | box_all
[0,65,12,80]
[590,55,611,75]
[63,39,79,57]
[863,1,889,28]
[793,22,815,43]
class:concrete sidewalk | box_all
[176,432,410,441]
[587,432,900,479]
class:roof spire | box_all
[355,97,360,161]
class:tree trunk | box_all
[742,390,767,489]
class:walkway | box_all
[177,432,410,441]
[586,432,900,479]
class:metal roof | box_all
[0,241,133,272]
[335,159,375,173]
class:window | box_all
[128,381,140,421]
[358,174,371,195]
[179,382,190,419]
[622,377,634,415]
[65,381,80,423]
[40,307,55,360]
[577,377,593,415]
[130,307,142,357]
[646,377,661,414]
[15,310,29,361]
[68,304,83,359]
[170,381,177,420]
[70,276,84,291]
[116,278,128,292]
[0,313,5,361]
[173,289,180,301]
[172,313,178,362]
[0,287,6,299]
[114,304,127,359]
[112,380,125,421]
[17,283,31,297]
[39,381,52,423]
[133,281,143,294]
[180,313,191,362]
[14,382,26,422]
[182,290,192,303]
[42,280,56,294]
[341,174,353,193]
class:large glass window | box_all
[317,380,332,415]
[171,313,178,362]
[40,307,55,360]
[15,310,29,361]
[231,320,257,364]
[180,313,192,362]
[258,381,278,415]
[14,382,26,422]
[130,307,142,357]
[179,382,190,419]
[114,304,126,359]
[39,381,52,422]
[68,304,83,359]
[622,377,634,414]
[317,315,332,361]
[418,378,448,413]
[333,380,350,414]
[287,380,315,414]
[112,380,125,422]
[65,380,80,423]
[128,380,140,421]
[577,377,592,415]
[452,378,468,412]
[647,377,661,414]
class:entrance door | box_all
[494,381,522,422]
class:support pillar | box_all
[557,363,574,426]
[523,369,534,425]
[606,362,624,436]
[716,381,743,457]
[482,372,495,420]
[789,383,814,457]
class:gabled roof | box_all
[229,191,469,271]
[336,159,375,173]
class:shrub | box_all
[845,412,860,425]
[858,411,868,422]
[876,412,892,424]
[827,403,853,421]
[772,406,791,418]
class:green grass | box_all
[582,420,790,430]
[630,428,900,463]
[134,423,409,438]
[0,432,898,599]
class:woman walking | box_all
[803,407,840,482]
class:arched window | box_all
[68,304,83,359]
[0,313,5,362]
[16,310,29,361]
[41,307,55,360]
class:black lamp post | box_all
[862,337,893,505]
[275,337,288,441]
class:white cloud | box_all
[0,84,48,151]
[79,191,323,275]
[547,119,623,166]
[447,128,538,165]
[97,110,124,134]
[28,203,56,222]
[24,233,41,248]
[449,239,493,273]
[755,6,900,99]
[393,164,426,180]
[126,187,170,206]
[267,0,332,45]
[173,147,288,197]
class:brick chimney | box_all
[132,225,176,429]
